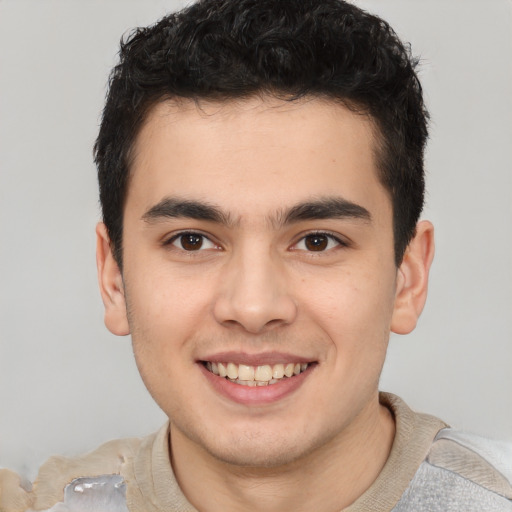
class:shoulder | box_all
[395,428,512,511]
[1,435,144,512]
[430,428,512,488]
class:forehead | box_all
[126,96,389,223]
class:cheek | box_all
[125,271,207,412]
[313,270,392,312]
[125,259,214,329]
[301,263,396,347]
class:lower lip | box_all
[198,363,312,405]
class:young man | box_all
[1,0,511,510]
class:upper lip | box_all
[198,351,316,366]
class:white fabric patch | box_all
[37,474,128,512]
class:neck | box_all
[169,395,395,512]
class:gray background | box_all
[1,0,511,479]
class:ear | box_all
[391,220,435,335]
[96,222,130,336]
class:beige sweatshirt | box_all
[1,393,511,512]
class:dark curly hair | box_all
[94,0,428,267]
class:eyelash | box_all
[163,230,348,253]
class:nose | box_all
[213,246,297,334]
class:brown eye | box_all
[179,233,204,251]
[169,232,218,252]
[304,234,329,251]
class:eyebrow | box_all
[142,197,233,225]
[280,197,371,225]
[141,196,371,227]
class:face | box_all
[100,97,418,467]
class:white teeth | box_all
[254,365,272,382]
[272,364,285,379]
[234,379,257,387]
[227,362,238,379]
[218,362,227,377]
[284,363,294,377]
[206,361,310,385]
[238,364,255,380]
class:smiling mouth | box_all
[203,361,311,386]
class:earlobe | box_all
[96,223,130,336]
[391,220,435,335]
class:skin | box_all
[97,96,434,512]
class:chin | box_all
[205,439,306,468]
[183,421,329,469]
